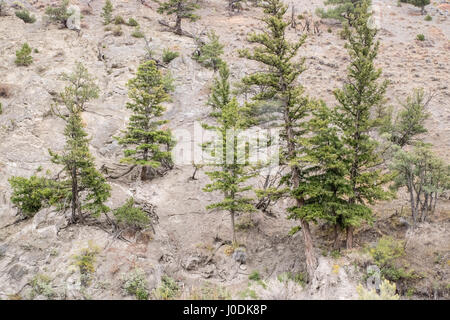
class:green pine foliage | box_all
[116,61,175,181]
[381,88,430,148]
[8,175,67,218]
[45,0,70,26]
[15,43,33,66]
[101,0,113,25]
[207,63,231,117]
[193,31,225,71]
[390,143,449,226]
[203,97,256,244]
[162,48,180,64]
[239,0,318,278]
[408,0,430,15]
[294,102,352,239]
[316,0,363,23]
[49,63,111,222]
[332,1,392,248]
[157,0,200,35]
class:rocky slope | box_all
[0,0,449,300]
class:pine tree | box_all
[157,0,200,35]
[101,0,114,25]
[203,98,255,244]
[408,0,430,15]
[116,61,175,181]
[381,88,431,148]
[50,63,111,223]
[332,0,391,248]
[299,102,352,249]
[239,0,318,278]
[207,63,231,117]
[15,43,33,66]
[390,143,449,226]
[316,0,362,24]
[193,31,225,71]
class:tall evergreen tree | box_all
[50,63,111,223]
[116,61,175,181]
[299,102,352,249]
[207,63,231,117]
[203,98,255,244]
[157,0,200,35]
[332,0,391,248]
[239,0,318,278]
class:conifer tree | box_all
[207,63,231,117]
[15,43,33,66]
[101,0,114,25]
[193,31,224,71]
[203,98,255,244]
[316,0,362,24]
[299,102,352,249]
[381,88,431,148]
[332,0,391,248]
[239,0,318,278]
[157,0,200,35]
[50,63,111,223]
[408,0,429,15]
[116,61,175,181]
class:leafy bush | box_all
[277,272,306,287]
[416,34,425,41]
[15,10,36,23]
[424,14,432,21]
[249,271,261,281]
[30,274,56,299]
[131,27,144,38]
[73,243,100,287]
[357,279,399,300]
[162,48,179,64]
[193,31,224,70]
[122,268,149,300]
[113,198,151,230]
[127,17,139,27]
[15,43,33,66]
[153,275,179,300]
[45,0,70,26]
[0,102,2,114]
[186,283,231,300]
[369,236,417,282]
[9,175,65,217]
[113,15,125,25]
[112,25,123,36]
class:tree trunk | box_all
[231,210,236,244]
[300,217,316,279]
[346,226,353,249]
[71,167,78,223]
[333,224,340,249]
[175,14,182,35]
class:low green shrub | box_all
[416,34,425,41]
[123,268,149,300]
[153,275,179,300]
[127,17,139,27]
[162,48,179,64]
[113,198,150,231]
[15,10,36,23]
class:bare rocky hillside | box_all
[0,0,449,300]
